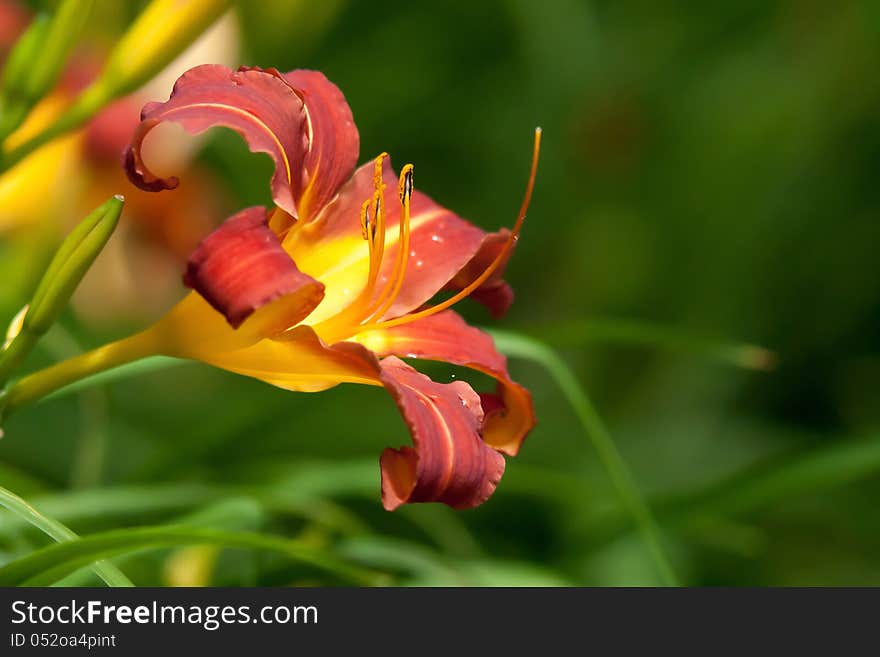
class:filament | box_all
[359,127,542,332]
[362,164,414,322]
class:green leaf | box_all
[0,525,386,586]
[0,484,219,541]
[0,486,133,587]
[514,317,776,371]
[673,435,880,519]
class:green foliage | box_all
[0,485,132,586]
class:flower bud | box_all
[0,196,123,385]
[0,13,50,102]
[0,0,92,143]
[96,0,232,98]
[0,13,49,140]
[26,195,125,336]
[23,0,93,101]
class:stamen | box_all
[363,164,414,322]
[366,185,387,291]
[311,152,390,341]
[358,153,389,294]
[361,128,542,332]
[360,198,372,240]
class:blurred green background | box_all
[1,0,880,586]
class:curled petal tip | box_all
[360,310,535,456]
[124,65,359,221]
[124,145,180,192]
[378,357,506,511]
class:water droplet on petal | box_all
[431,234,443,243]
[415,259,423,268]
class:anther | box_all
[399,166,413,204]
[360,198,372,241]
[372,190,383,240]
[374,152,388,187]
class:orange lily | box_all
[11,65,540,510]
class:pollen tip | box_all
[373,153,388,186]
[399,164,414,203]
[360,198,372,240]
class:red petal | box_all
[124,65,359,220]
[378,356,506,510]
[280,69,359,221]
[184,207,324,329]
[0,1,28,50]
[444,228,516,318]
[361,310,535,456]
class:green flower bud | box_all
[0,0,93,143]
[0,196,124,385]
[24,0,93,101]
[1,13,50,101]
[95,0,232,98]
[27,195,124,335]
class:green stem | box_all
[0,329,39,386]
[1,330,156,418]
[518,318,777,371]
[0,102,31,145]
[490,329,680,586]
[0,82,107,173]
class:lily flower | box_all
[18,65,540,510]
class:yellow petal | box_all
[148,289,320,357]
[192,325,382,393]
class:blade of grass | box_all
[0,525,386,587]
[489,329,680,586]
[517,317,777,371]
[0,481,369,541]
[0,483,220,540]
[0,485,133,587]
[592,435,880,551]
[667,434,880,520]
